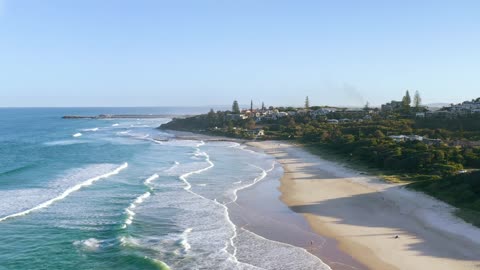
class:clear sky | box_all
[0,0,479,108]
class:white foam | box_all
[81,128,99,132]
[179,150,214,191]
[144,174,159,185]
[220,162,276,263]
[0,163,128,222]
[236,228,332,270]
[73,133,82,137]
[180,228,193,252]
[112,123,119,127]
[73,238,101,251]
[44,140,87,146]
[230,162,275,204]
[122,173,159,229]
[119,141,330,269]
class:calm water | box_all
[0,108,329,270]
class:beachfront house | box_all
[247,128,265,136]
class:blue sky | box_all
[0,0,479,107]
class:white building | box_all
[310,108,333,118]
[388,135,424,142]
[450,100,480,114]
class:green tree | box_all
[232,100,240,114]
[413,90,422,109]
[374,130,385,138]
[402,90,411,107]
[305,96,310,109]
[250,100,253,112]
[261,102,265,110]
[207,108,217,127]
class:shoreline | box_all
[170,131,366,269]
[229,153,367,270]
[249,140,480,270]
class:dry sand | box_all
[249,141,480,270]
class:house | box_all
[247,128,265,136]
[262,115,277,121]
[415,112,426,118]
[226,114,248,120]
[381,101,403,112]
[407,135,424,141]
[449,100,480,114]
[426,110,454,118]
[389,135,407,142]
[327,119,339,124]
[310,108,332,118]
[277,112,288,118]
[389,135,424,142]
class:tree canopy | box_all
[402,90,411,107]
[232,100,240,114]
[414,90,422,108]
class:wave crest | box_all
[0,163,128,223]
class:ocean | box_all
[0,108,329,270]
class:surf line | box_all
[176,141,218,255]
[0,163,129,223]
[179,142,214,192]
[223,162,276,260]
[178,140,276,266]
[122,173,159,229]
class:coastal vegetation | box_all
[161,98,480,178]
[160,94,480,225]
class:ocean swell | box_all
[0,163,128,223]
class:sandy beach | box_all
[249,141,480,270]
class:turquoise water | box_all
[0,108,329,270]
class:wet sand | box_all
[248,141,480,270]
[230,162,367,270]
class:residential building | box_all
[381,101,403,112]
